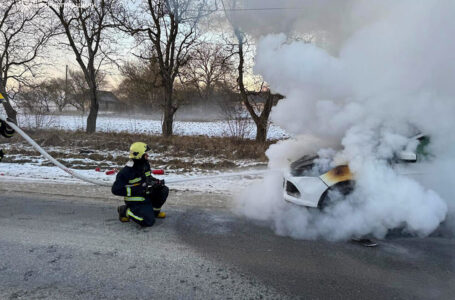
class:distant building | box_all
[97,91,124,111]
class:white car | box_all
[283,134,429,209]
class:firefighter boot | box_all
[117,205,130,222]
[154,208,166,219]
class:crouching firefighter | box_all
[111,142,169,227]
[0,92,15,162]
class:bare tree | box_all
[18,78,69,113]
[116,60,162,111]
[218,89,251,140]
[234,27,282,143]
[17,84,53,114]
[67,69,106,113]
[67,69,88,112]
[181,42,235,101]
[15,83,56,129]
[115,0,214,136]
[222,2,283,143]
[16,71,102,115]
[0,0,54,122]
[46,0,118,133]
[45,78,69,112]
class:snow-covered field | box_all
[0,127,270,194]
[0,113,282,193]
[18,114,289,140]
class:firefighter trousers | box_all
[125,185,169,227]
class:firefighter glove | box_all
[151,180,164,191]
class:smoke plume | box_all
[235,0,455,240]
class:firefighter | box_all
[0,92,15,162]
[111,142,169,227]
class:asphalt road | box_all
[0,189,454,299]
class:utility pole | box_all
[65,65,68,109]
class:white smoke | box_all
[235,0,455,240]
[224,0,394,53]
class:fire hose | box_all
[0,115,267,186]
[0,115,113,187]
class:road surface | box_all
[0,181,454,299]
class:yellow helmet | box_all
[129,142,150,159]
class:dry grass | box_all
[4,129,276,163]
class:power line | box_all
[219,7,304,11]
[189,7,305,12]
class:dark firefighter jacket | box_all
[0,120,14,138]
[111,160,159,202]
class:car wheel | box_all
[317,180,355,210]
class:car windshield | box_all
[290,155,318,176]
[416,135,430,159]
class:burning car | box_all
[283,134,430,209]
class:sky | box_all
[14,0,306,91]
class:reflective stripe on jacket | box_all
[0,120,14,138]
[111,160,158,203]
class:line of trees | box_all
[16,68,106,114]
[0,0,284,142]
